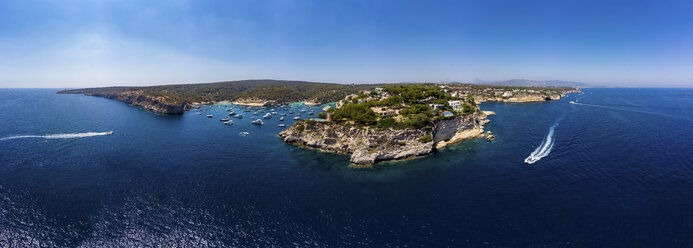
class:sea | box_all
[1,88,692,247]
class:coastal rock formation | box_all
[432,113,488,150]
[279,113,488,166]
[80,90,190,114]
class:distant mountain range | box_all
[470,79,588,87]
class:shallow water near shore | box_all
[1,88,693,246]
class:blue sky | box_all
[1,0,692,88]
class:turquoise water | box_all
[1,88,693,246]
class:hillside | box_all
[58,80,383,114]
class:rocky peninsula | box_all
[58,80,382,114]
[279,112,489,166]
[59,89,192,114]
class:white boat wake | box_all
[525,115,565,164]
[0,131,113,141]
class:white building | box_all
[448,100,463,111]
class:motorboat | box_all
[234,114,243,118]
[220,117,230,121]
[239,132,249,136]
[206,115,214,118]
[278,124,286,127]
[224,120,233,125]
[263,113,272,119]
[279,116,284,121]
[293,116,300,120]
[252,119,264,125]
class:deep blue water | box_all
[1,88,693,247]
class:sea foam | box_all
[0,132,112,141]
[525,115,565,164]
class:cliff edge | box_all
[278,112,488,167]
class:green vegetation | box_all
[58,80,390,106]
[419,135,432,143]
[332,103,378,125]
[296,125,305,132]
[316,112,326,118]
[332,84,474,130]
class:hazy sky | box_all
[1,0,692,88]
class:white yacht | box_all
[278,124,286,127]
[252,119,264,125]
[293,116,300,120]
[279,116,284,121]
[263,113,272,119]
[224,120,233,125]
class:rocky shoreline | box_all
[278,112,489,167]
[59,90,191,114]
[475,91,579,104]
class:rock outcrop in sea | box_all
[278,112,489,166]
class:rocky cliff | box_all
[432,112,489,150]
[278,113,488,167]
[62,90,191,114]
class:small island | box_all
[59,79,578,166]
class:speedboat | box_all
[289,110,295,114]
[263,113,272,119]
[224,120,233,125]
[279,116,284,121]
[206,115,214,118]
[234,114,243,118]
[278,124,286,127]
[293,116,300,120]
[252,119,264,125]
[239,131,249,136]
[220,117,230,121]
[106,131,114,134]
